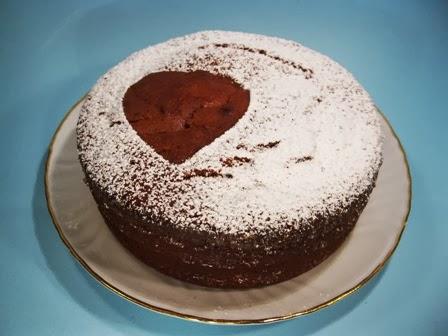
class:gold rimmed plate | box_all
[45,96,411,325]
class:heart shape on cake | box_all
[123,71,250,164]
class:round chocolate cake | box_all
[77,31,383,288]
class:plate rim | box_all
[44,94,412,325]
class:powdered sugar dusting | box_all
[77,31,383,235]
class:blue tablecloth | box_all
[1,1,447,334]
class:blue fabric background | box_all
[1,0,447,334]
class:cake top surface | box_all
[122,70,251,164]
[77,31,383,235]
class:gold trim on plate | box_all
[44,95,412,325]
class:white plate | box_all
[45,96,411,324]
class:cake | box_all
[76,31,383,288]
